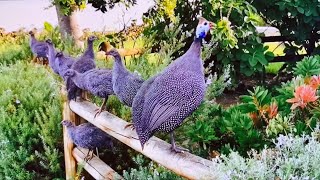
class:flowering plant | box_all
[286,85,318,110]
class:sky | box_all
[0,0,154,32]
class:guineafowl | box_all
[55,52,77,99]
[55,52,76,78]
[46,39,59,75]
[29,31,48,65]
[132,17,215,153]
[107,49,144,107]
[64,68,114,117]
[61,120,114,161]
[68,35,97,101]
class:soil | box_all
[215,72,293,107]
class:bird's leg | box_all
[170,131,189,153]
[77,90,83,102]
[124,123,135,130]
[81,91,90,101]
[32,56,37,64]
[94,97,108,118]
[84,150,94,162]
[95,147,100,158]
[40,57,44,65]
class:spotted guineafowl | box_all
[55,52,76,97]
[132,17,215,153]
[55,52,75,78]
[29,31,48,65]
[61,120,114,161]
[107,49,144,107]
[45,39,59,74]
[64,68,114,117]
[68,35,97,101]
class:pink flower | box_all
[286,85,318,110]
[309,75,320,89]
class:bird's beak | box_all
[209,22,216,29]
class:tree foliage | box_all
[253,0,320,54]
[144,0,273,78]
[53,0,137,15]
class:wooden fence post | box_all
[62,88,80,180]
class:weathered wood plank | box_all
[69,100,215,180]
[62,88,79,180]
[269,54,307,63]
[73,147,123,180]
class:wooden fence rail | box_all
[63,99,215,180]
[73,147,122,179]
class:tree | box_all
[52,0,136,47]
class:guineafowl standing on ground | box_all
[61,120,114,161]
[46,39,59,75]
[29,31,48,65]
[64,68,114,117]
[68,35,97,101]
[132,17,215,153]
[106,49,144,107]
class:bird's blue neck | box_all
[113,54,128,76]
[187,38,202,56]
[30,35,36,45]
[84,41,94,58]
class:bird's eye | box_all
[204,22,208,26]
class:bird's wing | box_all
[140,71,204,134]
[74,124,95,138]
[34,43,48,52]
[85,70,113,93]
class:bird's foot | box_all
[84,153,94,162]
[94,108,104,118]
[124,123,135,130]
[171,145,189,153]
[82,97,90,102]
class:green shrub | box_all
[123,155,183,180]
[293,55,320,77]
[0,62,63,179]
[205,64,232,101]
[218,106,267,155]
[184,101,267,156]
[186,102,222,151]
[211,128,320,179]
[0,36,32,65]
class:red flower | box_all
[286,85,318,110]
[267,102,278,118]
[309,75,320,89]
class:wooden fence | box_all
[62,95,215,180]
[261,35,320,63]
[62,34,314,180]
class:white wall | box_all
[0,0,154,32]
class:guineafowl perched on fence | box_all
[132,17,215,153]
[29,31,48,65]
[61,120,114,161]
[55,52,76,97]
[46,39,59,75]
[55,52,75,78]
[107,49,144,107]
[64,68,114,117]
[68,35,97,101]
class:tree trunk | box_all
[55,4,83,48]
